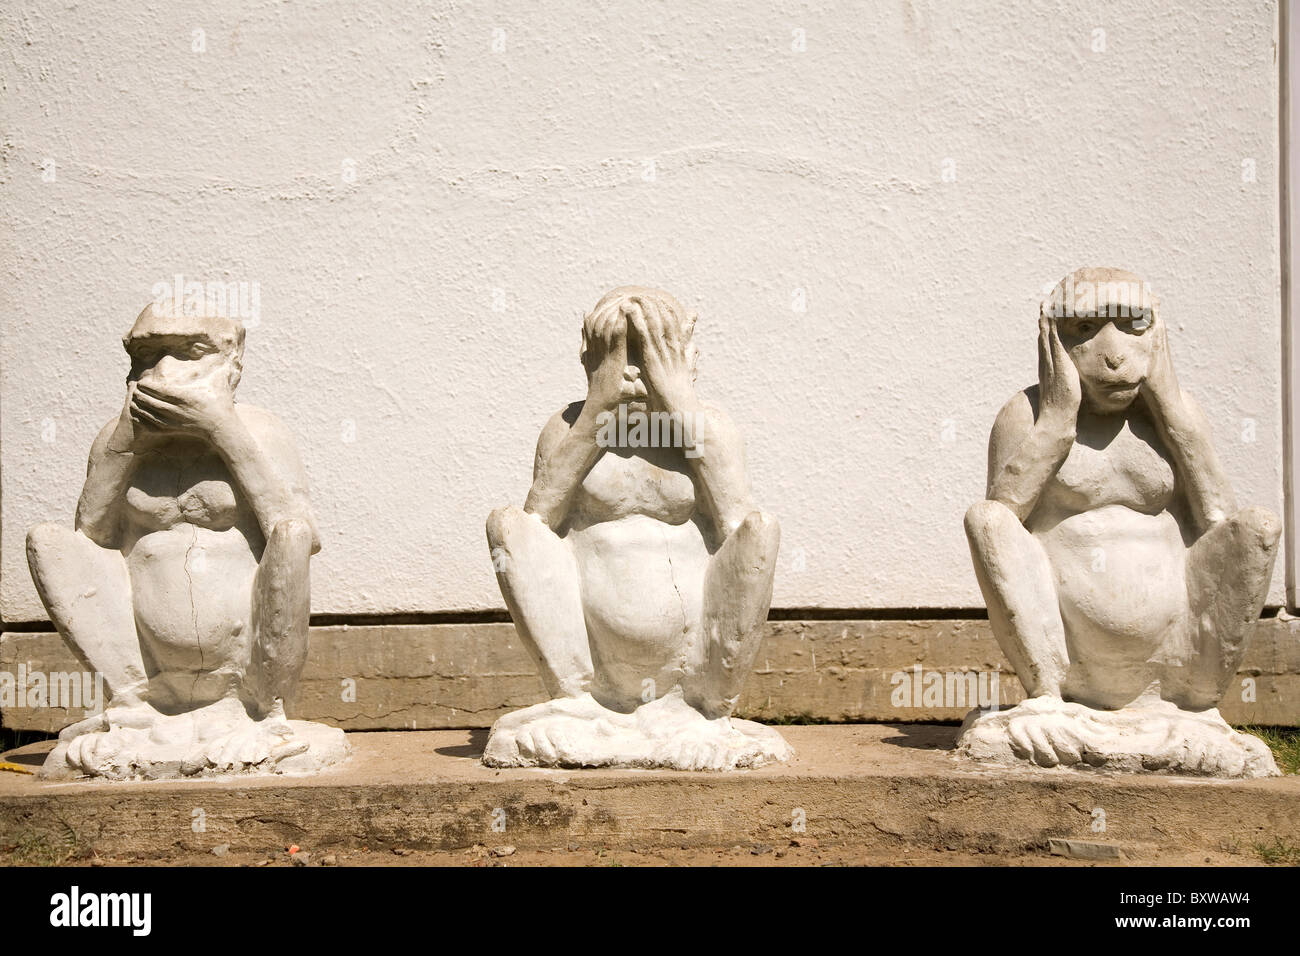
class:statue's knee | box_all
[26,521,83,568]
[1230,506,1281,553]
[27,521,65,560]
[270,517,313,554]
[486,504,534,550]
[735,510,780,555]
[964,499,1014,543]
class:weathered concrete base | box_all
[483,689,793,770]
[957,697,1279,778]
[5,616,1299,732]
[1,725,1295,861]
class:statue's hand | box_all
[1037,309,1080,433]
[625,296,697,414]
[110,383,171,453]
[1140,314,1185,423]
[129,381,237,440]
[583,316,633,416]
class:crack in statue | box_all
[483,287,792,770]
[26,302,348,780]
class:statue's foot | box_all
[179,700,305,774]
[956,696,1279,778]
[42,698,349,780]
[52,699,192,778]
[54,696,155,743]
[482,688,794,770]
[59,724,147,779]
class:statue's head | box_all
[580,286,699,411]
[1042,267,1158,414]
[123,301,246,394]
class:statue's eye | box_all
[183,342,214,359]
[1113,316,1151,334]
[1076,322,1096,337]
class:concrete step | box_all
[1,725,1296,863]
[4,616,1299,732]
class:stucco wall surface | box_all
[0,1,1284,619]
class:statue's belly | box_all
[127,525,257,678]
[569,514,708,704]
[1038,506,1188,666]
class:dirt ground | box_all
[12,840,1275,868]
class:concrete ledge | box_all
[3,617,1298,733]
[0,725,1296,860]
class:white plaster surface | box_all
[958,697,1280,778]
[0,1,1284,619]
[41,699,350,781]
[482,287,790,769]
[484,689,793,771]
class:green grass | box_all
[1237,726,1300,775]
[1252,837,1300,866]
[1226,728,1299,864]
[6,816,86,866]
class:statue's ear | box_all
[228,354,243,391]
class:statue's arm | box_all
[1139,318,1235,536]
[684,404,758,542]
[75,416,139,548]
[1150,390,1236,537]
[210,407,320,553]
[986,388,1075,523]
[524,404,602,531]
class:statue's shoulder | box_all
[557,400,586,428]
[693,402,742,443]
[999,386,1038,420]
[989,387,1039,443]
[234,403,299,451]
[91,414,120,448]
[695,401,735,424]
[533,401,586,460]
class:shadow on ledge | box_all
[0,728,55,766]
[877,723,960,751]
[433,728,490,759]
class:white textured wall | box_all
[0,0,1285,620]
